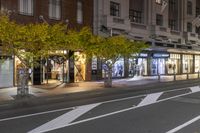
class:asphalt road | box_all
[1,85,200,133]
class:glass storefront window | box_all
[0,58,14,88]
[112,58,124,77]
[129,58,147,77]
[195,55,200,72]
[182,54,193,73]
[150,58,166,75]
[102,58,124,78]
[166,54,181,74]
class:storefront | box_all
[0,56,14,88]
[41,52,87,83]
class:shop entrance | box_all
[43,56,68,84]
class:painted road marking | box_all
[190,86,200,93]
[166,115,200,133]
[0,107,73,122]
[137,92,163,107]
[28,103,101,133]
[61,87,200,128]
[27,86,200,132]
[0,94,145,122]
[0,86,195,123]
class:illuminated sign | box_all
[92,57,97,70]
[139,53,148,57]
[153,53,169,58]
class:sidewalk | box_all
[0,74,200,104]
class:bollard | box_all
[158,73,160,82]
[187,73,189,80]
[174,73,176,81]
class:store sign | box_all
[92,57,97,70]
[139,53,148,57]
[153,53,169,58]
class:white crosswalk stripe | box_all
[190,86,200,93]
[28,103,101,133]
[137,92,163,107]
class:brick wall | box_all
[1,0,93,29]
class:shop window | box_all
[182,54,193,73]
[167,54,181,74]
[0,58,14,88]
[74,52,86,82]
[102,58,124,78]
[195,55,200,72]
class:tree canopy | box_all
[0,14,70,68]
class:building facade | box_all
[0,0,93,87]
[94,0,200,78]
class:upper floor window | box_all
[196,27,200,35]
[169,0,176,11]
[77,0,83,24]
[169,19,177,30]
[156,0,162,4]
[49,0,61,20]
[196,7,200,17]
[187,22,192,32]
[19,0,33,16]
[110,1,120,17]
[187,1,192,15]
[129,10,142,23]
[156,14,163,26]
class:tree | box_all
[83,31,148,87]
[0,13,69,96]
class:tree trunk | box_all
[17,68,29,97]
[104,68,112,88]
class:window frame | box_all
[18,0,34,16]
[187,1,193,15]
[187,22,192,32]
[129,9,142,24]
[156,14,163,26]
[49,0,61,20]
[110,1,120,17]
[77,0,83,24]
[169,0,176,11]
[169,19,177,30]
